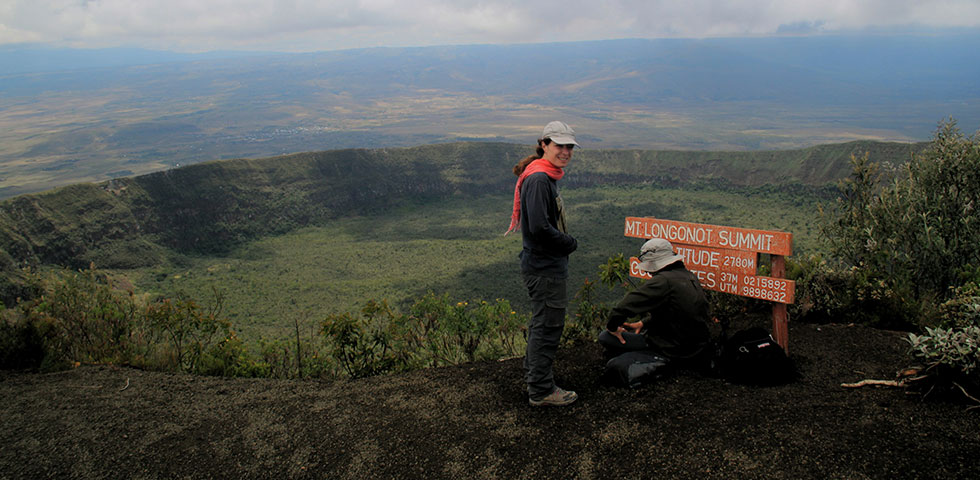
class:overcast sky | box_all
[2,0,979,52]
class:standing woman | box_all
[506,120,579,407]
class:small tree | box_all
[320,300,401,378]
[23,267,146,369]
[563,278,610,343]
[144,289,234,373]
[821,118,980,327]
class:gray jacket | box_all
[519,172,577,277]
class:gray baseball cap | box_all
[542,121,579,146]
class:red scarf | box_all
[505,158,564,234]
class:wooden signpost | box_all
[623,217,794,352]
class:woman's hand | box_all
[623,321,643,334]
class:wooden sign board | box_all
[624,216,792,256]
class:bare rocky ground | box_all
[1,322,978,479]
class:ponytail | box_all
[512,139,548,176]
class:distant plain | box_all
[2,35,978,197]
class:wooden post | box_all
[771,254,789,353]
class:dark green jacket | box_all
[606,262,710,359]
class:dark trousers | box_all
[598,330,649,357]
[599,330,712,373]
[522,274,567,401]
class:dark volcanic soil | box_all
[1,322,978,479]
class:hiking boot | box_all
[528,387,578,407]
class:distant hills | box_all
[0,140,925,303]
[0,34,977,198]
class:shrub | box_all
[318,294,528,378]
[786,254,846,323]
[907,326,980,405]
[402,293,525,367]
[0,266,268,376]
[21,267,148,370]
[936,281,980,330]
[597,253,635,292]
[908,327,980,376]
[320,300,403,378]
[821,118,980,328]
[785,254,920,329]
[428,298,494,364]
[399,292,449,368]
[489,299,527,358]
[0,307,46,370]
[255,323,333,379]
[905,281,980,405]
[195,330,266,377]
[255,339,292,379]
[144,290,235,373]
[563,278,609,344]
[468,298,526,360]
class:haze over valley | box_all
[1,34,978,197]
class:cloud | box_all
[776,21,826,35]
[2,0,979,52]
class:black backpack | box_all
[716,326,794,385]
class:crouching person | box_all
[599,238,711,387]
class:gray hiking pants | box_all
[522,273,567,401]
